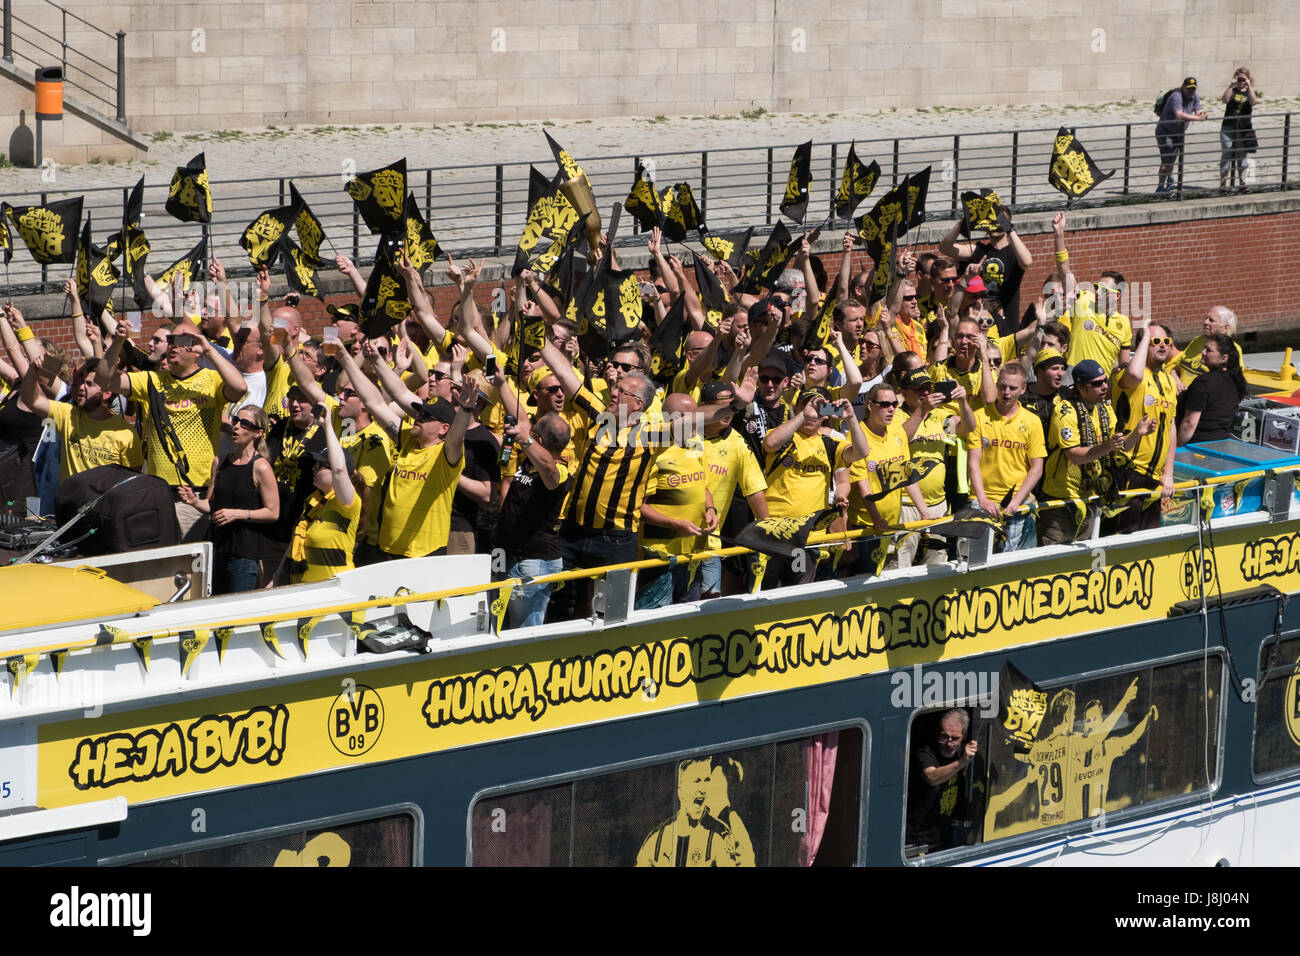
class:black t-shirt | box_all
[1223,88,1253,132]
[495,454,572,560]
[449,424,500,535]
[736,400,791,462]
[1179,368,1241,444]
[971,239,1025,337]
[265,419,317,543]
[906,743,979,854]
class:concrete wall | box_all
[0,0,1295,133]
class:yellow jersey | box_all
[907,406,955,507]
[848,420,910,528]
[379,427,464,557]
[1169,335,1243,387]
[641,438,709,556]
[343,420,395,547]
[1063,310,1131,373]
[764,429,850,519]
[1043,400,1117,502]
[966,403,1046,504]
[702,429,767,549]
[46,401,142,482]
[127,367,228,488]
[293,489,362,584]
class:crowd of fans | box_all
[0,203,1252,625]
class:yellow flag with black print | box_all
[780,140,812,224]
[6,653,39,689]
[1048,127,1114,199]
[260,621,286,660]
[513,165,580,277]
[8,196,81,265]
[280,235,320,297]
[179,628,209,677]
[133,637,153,672]
[345,158,406,235]
[296,615,325,660]
[166,151,212,224]
[835,143,879,218]
[489,583,513,633]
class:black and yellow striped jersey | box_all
[566,386,671,534]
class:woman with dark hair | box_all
[1176,333,1246,445]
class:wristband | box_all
[1054,250,1069,264]
[706,506,717,514]
[257,295,270,303]
[71,312,84,320]
[15,326,34,342]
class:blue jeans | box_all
[505,557,562,629]
[217,556,261,594]
[700,556,721,596]
[1000,513,1037,553]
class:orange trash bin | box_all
[35,67,63,119]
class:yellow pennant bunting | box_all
[179,629,209,677]
[260,621,286,660]
[97,623,128,646]
[6,653,39,689]
[50,650,67,676]
[133,637,153,672]
[490,584,513,633]
[214,626,233,663]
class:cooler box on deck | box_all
[1261,407,1300,454]
[1163,441,1300,524]
[1233,398,1285,444]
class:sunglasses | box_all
[804,356,828,366]
[336,388,358,399]
[1150,337,1173,346]
[609,360,642,373]
[233,417,260,430]
[901,294,918,302]
[758,374,785,384]
[988,358,1003,368]
[430,370,450,381]
[539,384,563,395]
[871,399,899,408]
[934,275,958,284]
[1080,379,1107,389]
[770,299,790,309]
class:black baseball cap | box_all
[303,431,355,473]
[700,380,735,403]
[410,397,457,424]
[326,303,360,322]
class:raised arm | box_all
[200,332,248,402]
[938,218,978,262]
[284,335,329,406]
[208,257,243,340]
[1119,318,1150,391]
[364,340,422,417]
[336,342,403,437]
[647,227,680,298]
[18,357,52,417]
[319,405,355,507]
[832,329,863,403]
[538,335,583,399]
[95,328,133,394]
[335,255,367,298]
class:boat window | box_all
[1254,635,1300,778]
[127,811,415,867]
[470,728,864,866]
[904,655,1222,859]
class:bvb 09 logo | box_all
[328,684,385,756]
[1179,547,1217,601]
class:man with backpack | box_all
[1155,77,1209,193]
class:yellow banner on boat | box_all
[35,523,1300,808]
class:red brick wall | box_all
[21,207,1300,355]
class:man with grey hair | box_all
[907,708,981,854]
[1173,305,1242,388]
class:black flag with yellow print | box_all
[604,267,644,346]
[240,196,302,269]
[739,222,793,294]
[165,151,212,224]
[856,179,909,262]
[513,165,580,277]
[0,205,12,264]
[960,188,1003,235]
[624,160,664,232]
[545,130,589,188]
[289,182,327,266]
[75,216,119,318]
[155,234,207,296]
[7,196,81,265]
[660,182,703,243]
[280,235,320,297]
[401,192,442,270]
[835,143,879,219]
[106,222,152,310]
[692,256,726,327]
[734,508,839,559]
[995,660,1048,753]
[345,158,406,235]
[122,175,145,235]
[649,294,687,379]
[905,166,931,231]
[780,140,812,224]
[360,238,412,338]
[800,284,837,354]
[1049,126,1114,199]
[701,225,753,272]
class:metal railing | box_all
[2,0,124,121]
[0,111,1294,297]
